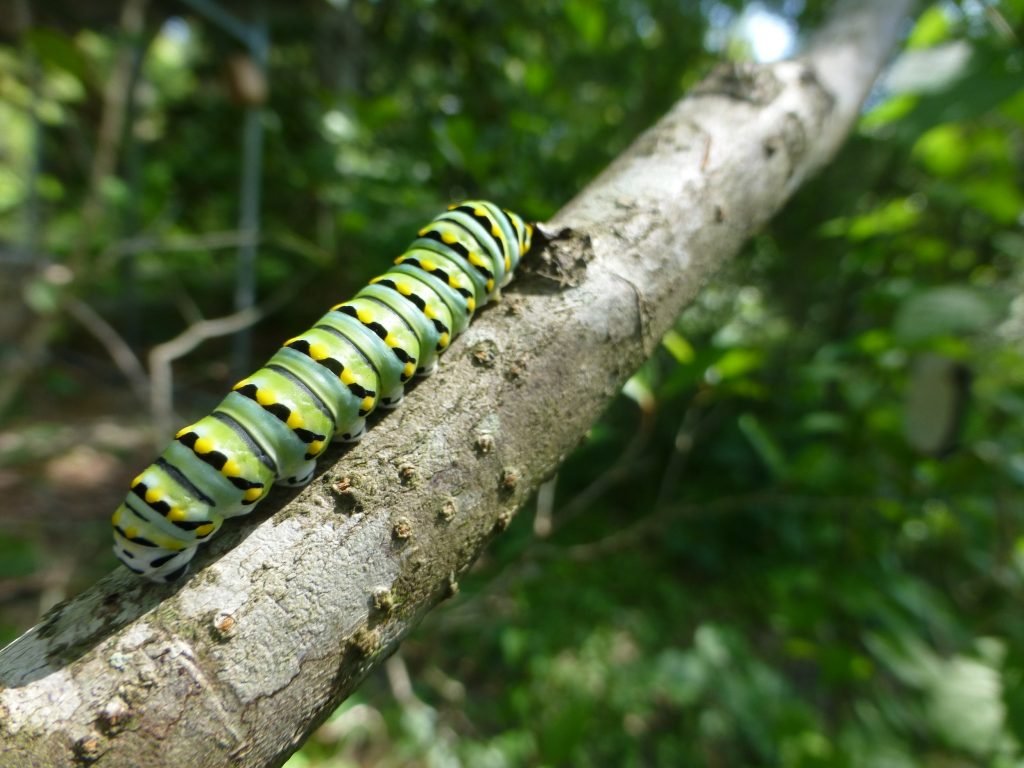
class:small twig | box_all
[147,275,307,440]
[173,283,206,327]
[981,2,1018,42]
[384,654,427,711]
[653,395,718,508]
[70,0,148,275]
[437,490,890,633]
[65,297,150,406]
[533,475,557,538]
[564,492,892,561]
[546,399,656,534]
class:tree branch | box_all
[64,298,151,408]
[0,2,915,765]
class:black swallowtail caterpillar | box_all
[112,201,533,582]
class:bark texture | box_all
[0,1,914,765]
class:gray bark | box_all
[0,1,914,765]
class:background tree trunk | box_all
[0,1,915,765]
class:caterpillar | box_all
[112,201,533,582]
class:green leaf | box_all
[906,5,953,49]
[912,124,969,177]
[846,198,923,240]
[892,43,1023,141]
[24,28,91,86]
[661,330,695,364]
[737,412,787,478]
[564,0,607,49]
[708,348,763,381]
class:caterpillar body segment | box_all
[113,201,532,581]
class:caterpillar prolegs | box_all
[112,201,533,582]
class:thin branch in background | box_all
[72,0,148,275]
[439,491,890,633]
[147,274,307,441]
[173,283,206,328]
[981,1,1018,42]
[561,492,885,563]
[384,653,462,755]
[544,399,657,535]
[654,394,719,509]
[384,654,427,712]
[64,297,150,406]
[533,475,557,538]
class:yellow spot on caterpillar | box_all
[420,258,437,271]
[356,309,373,325]
[174,426,191,439]
[468,252,487,268]
[504,257,511,271]
[307,440,325,456]
[284,335,301,346]
[340,368,355,385]
[424,305,437,319]
[145,488,162,504]
[196,523,216,537]
[397,283,411,296]
[222,459,241,477]
[467,297,477,312]
[255,389,276,407]
[111,509,122,525]
[168,507,187,522]
[384,333,397,348]
[232,378,250,391]
[447,203,457,210]
[309,342,329,360]
[124,527,138,539]
[361,396,375,412]
[486,279,496,293]
[167,540,187,551]
[491,224,501,237]
[243,487,263,502]
[403,362,416,379]
[441,231,458,245]
[286,411,305,429]
[131,473,145,487]
[194,437,214,454]
[369,275,382,284]
[438,332,451,348]
[418,226,429,236]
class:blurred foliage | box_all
[2,0,1024,765]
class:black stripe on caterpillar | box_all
[112,201,533,582]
